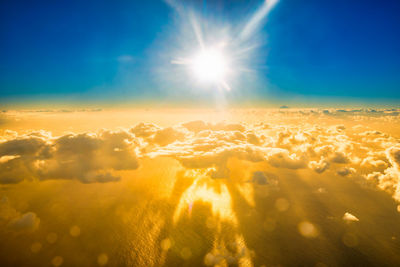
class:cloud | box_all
[342,212,359,223]
[321,108,400,117]
[251,171,268,185]
[364,146,400,202]
[387,146,400,168]
[361,156,387,169]
[0,197,40,233]
[0,155,20,163]
[8,212,40,232]
[0,110,400,207]
[330,152,351,164]
[131,123,160,138]
[0,135,49,157]
[0,135,50,183]
[153,127,186,146]
[337,167,356,176]
[148,122,312,178]
[182,120,245,133]
[148,122,268,178]
[266,150,308,169]
[1,108,400,267]
[309,158,330,173]
[0,130,139,183]
[39,131,140,183]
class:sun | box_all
[171,45,232,90]
[191,48,228,83]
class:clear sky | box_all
[1,0,399,107]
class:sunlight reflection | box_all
[173,172,237,225]
[236,183,256,207]
[205,234,253,266]
[172,169,255,266]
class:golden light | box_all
[172,175,237,225]
[191,48,228,83]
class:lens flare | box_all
[168,0,279,94]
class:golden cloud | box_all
[0,109,400,204]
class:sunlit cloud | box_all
[342,212,359,223]
[2,108,400,206]
[1,108,400,265]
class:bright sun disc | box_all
[192,49,227,83]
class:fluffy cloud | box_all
[309,158,330,173]
[1,110,400,206]
[0,197,40,233]
[364,146,400,202]
[147,122,311,178]
[0,130,139,183]
[266,150,308,169]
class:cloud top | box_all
[0,110,400,206]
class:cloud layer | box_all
[1,109,400,204]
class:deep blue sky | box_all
[1,0,399,106]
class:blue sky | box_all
[1,0,399,106]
